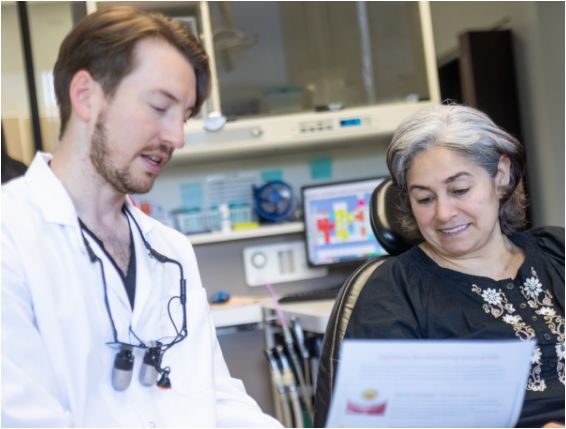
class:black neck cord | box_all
[123,207,188,349]
[79,206,188,352]
[80,225,120,344]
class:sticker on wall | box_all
[180,181,204,209]
[260,169,283,183]
[310,157,333,180]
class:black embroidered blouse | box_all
[346,226,565,427]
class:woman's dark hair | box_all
[386,104,527,236]
[54,6,210,138]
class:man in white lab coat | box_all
[1,6,281,427]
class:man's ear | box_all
[495,155,511,196]
[69,70,98,123]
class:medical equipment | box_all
[290,318,312,394]
[112,346,135,391]
[139,346,162,387]
[264,284,314,425]
[273,345,303,428]
[79,207,187,391]
[263,348,292,427]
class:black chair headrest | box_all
[369,177,422,256]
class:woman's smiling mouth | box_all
[438,223,470,235]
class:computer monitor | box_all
[302,177,388,267]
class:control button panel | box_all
[243,241,328,287]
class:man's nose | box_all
[162,117,185,150]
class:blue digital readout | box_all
[339,118,362,127]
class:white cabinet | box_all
[92,1,439,158]
[180,1,440,160]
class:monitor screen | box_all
[302,177,388,267]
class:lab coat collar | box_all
[27,152,79,227]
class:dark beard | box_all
[89,112,155,195]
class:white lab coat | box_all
[1,153,281,428]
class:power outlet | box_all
[243,241,328,287]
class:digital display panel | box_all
[339,118,362,127]
[302,177,388,267]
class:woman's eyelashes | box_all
[415,195,434,205]
[452,187,470,196]
[413,187,471,205]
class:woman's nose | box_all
[435,198,457,222]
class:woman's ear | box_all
[495,155,511,196]
[68,70,97,123]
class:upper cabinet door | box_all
[209,1,432,120]
[91,1,438,129]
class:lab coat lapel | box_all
[27,153,88,259]
[85,235,133,320]
[128,205,162,329]
[131,237,160,328]
[27,152,78,227]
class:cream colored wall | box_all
[430,1,565,227]
[1,2,73,162]
[1,3,34,163]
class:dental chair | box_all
[313,177,422,427]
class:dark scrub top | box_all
[346,226,565,427]
[78,218,137,309]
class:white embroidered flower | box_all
[556,343,565,361]
[531,347,542,364]
[481,288,502,305]
[503,314,522,325]
[505,303,516,313]
[523,276,542,298]
[528,380,547,392]
[536,307,556,316]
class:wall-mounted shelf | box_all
[169,102,434,167]
[188,221,304,245]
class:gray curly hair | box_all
[386,104,527,236]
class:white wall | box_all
[430,1,565,227]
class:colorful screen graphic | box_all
[302,178,388,266]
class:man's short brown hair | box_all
[54,6,210,138]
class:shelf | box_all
[187,222,304,245]
[170,101,434,166]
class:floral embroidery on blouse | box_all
[472,286,519,320]
[528,346,547,391]
[557,343,565,385]
[472,267,565,391]
[520,267,555,309]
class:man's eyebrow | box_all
[409,172,471,192]
[154,89,179,103]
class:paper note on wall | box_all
[260,169,283,183]
[310,157,333,180]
